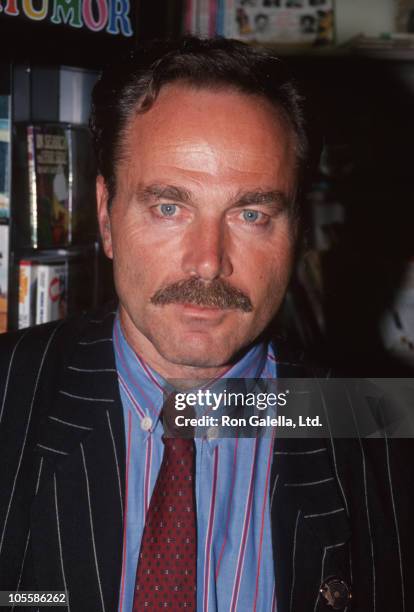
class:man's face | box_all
[97,84,298,372]
[255,16,269,32]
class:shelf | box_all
[15,242,99,261]
[255,42,349,57]
[255,41,414,62]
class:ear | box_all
[96,175,113,259]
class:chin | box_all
[161,346,231,369]
[153,334,235,369]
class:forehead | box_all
[118,83,298,193]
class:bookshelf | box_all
[0,0,138,334]
[0,65,11,333]
[0,63,103,333]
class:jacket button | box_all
[320,577,352,610]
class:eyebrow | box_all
[233,190,290,210]
[135,183,290,210]
[135,184,192,204]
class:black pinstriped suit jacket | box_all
[0,307,412,611]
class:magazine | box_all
[0,224,9,332]
[0,95,11,220]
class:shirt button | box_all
[207,426,219,440]
[141,416,153,432]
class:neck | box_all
[118,308,232,383]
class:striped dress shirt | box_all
[113,316,278,612]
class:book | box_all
[14,123,96,249]
[18,260,37,329]
[0,224,9,332]
[184,0,213,36]
[13,65,99,125]
[36,261,68,325]
[199,0,212,36]
[14,124,70,248]
[17,252,96,328]
[0,95,11,220]
[224,0,334,45]
[216,0,226,34]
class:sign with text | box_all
[0,0,133,37]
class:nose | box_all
[181,218,233,281]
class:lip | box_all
[179,303,224,316]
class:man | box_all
[300,14,316,35]
[0,38,411,612]
[254,13,270,36]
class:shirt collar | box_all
[113,316,165,432]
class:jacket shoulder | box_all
[0,307,117,417]
[271,335,330,378]
[0,316,87,378]
[0,302,117,421]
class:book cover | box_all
[14,124,70,249]
[223,0,236,37]
[209,0,218,35]
[184,0,198,33]
[0,95,11,220]
[18,260,38,329]
[216,0,225,34]
[33,125,70,248]
[0,224,9,333]
[14,123,96,248]
[229,0,334,45]
[199,0,211,36]
[36,261,68,325]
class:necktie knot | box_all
[162,392,196,439]
[162,435,195,454]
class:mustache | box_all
[150,277,253,312]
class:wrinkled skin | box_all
[97,84,298,380]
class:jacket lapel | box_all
[32,310,126,612]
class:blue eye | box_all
[242,210,260,223]
[160,203,177,217]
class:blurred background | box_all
[1,0,414,376]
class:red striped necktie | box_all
[132,434,197,610]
